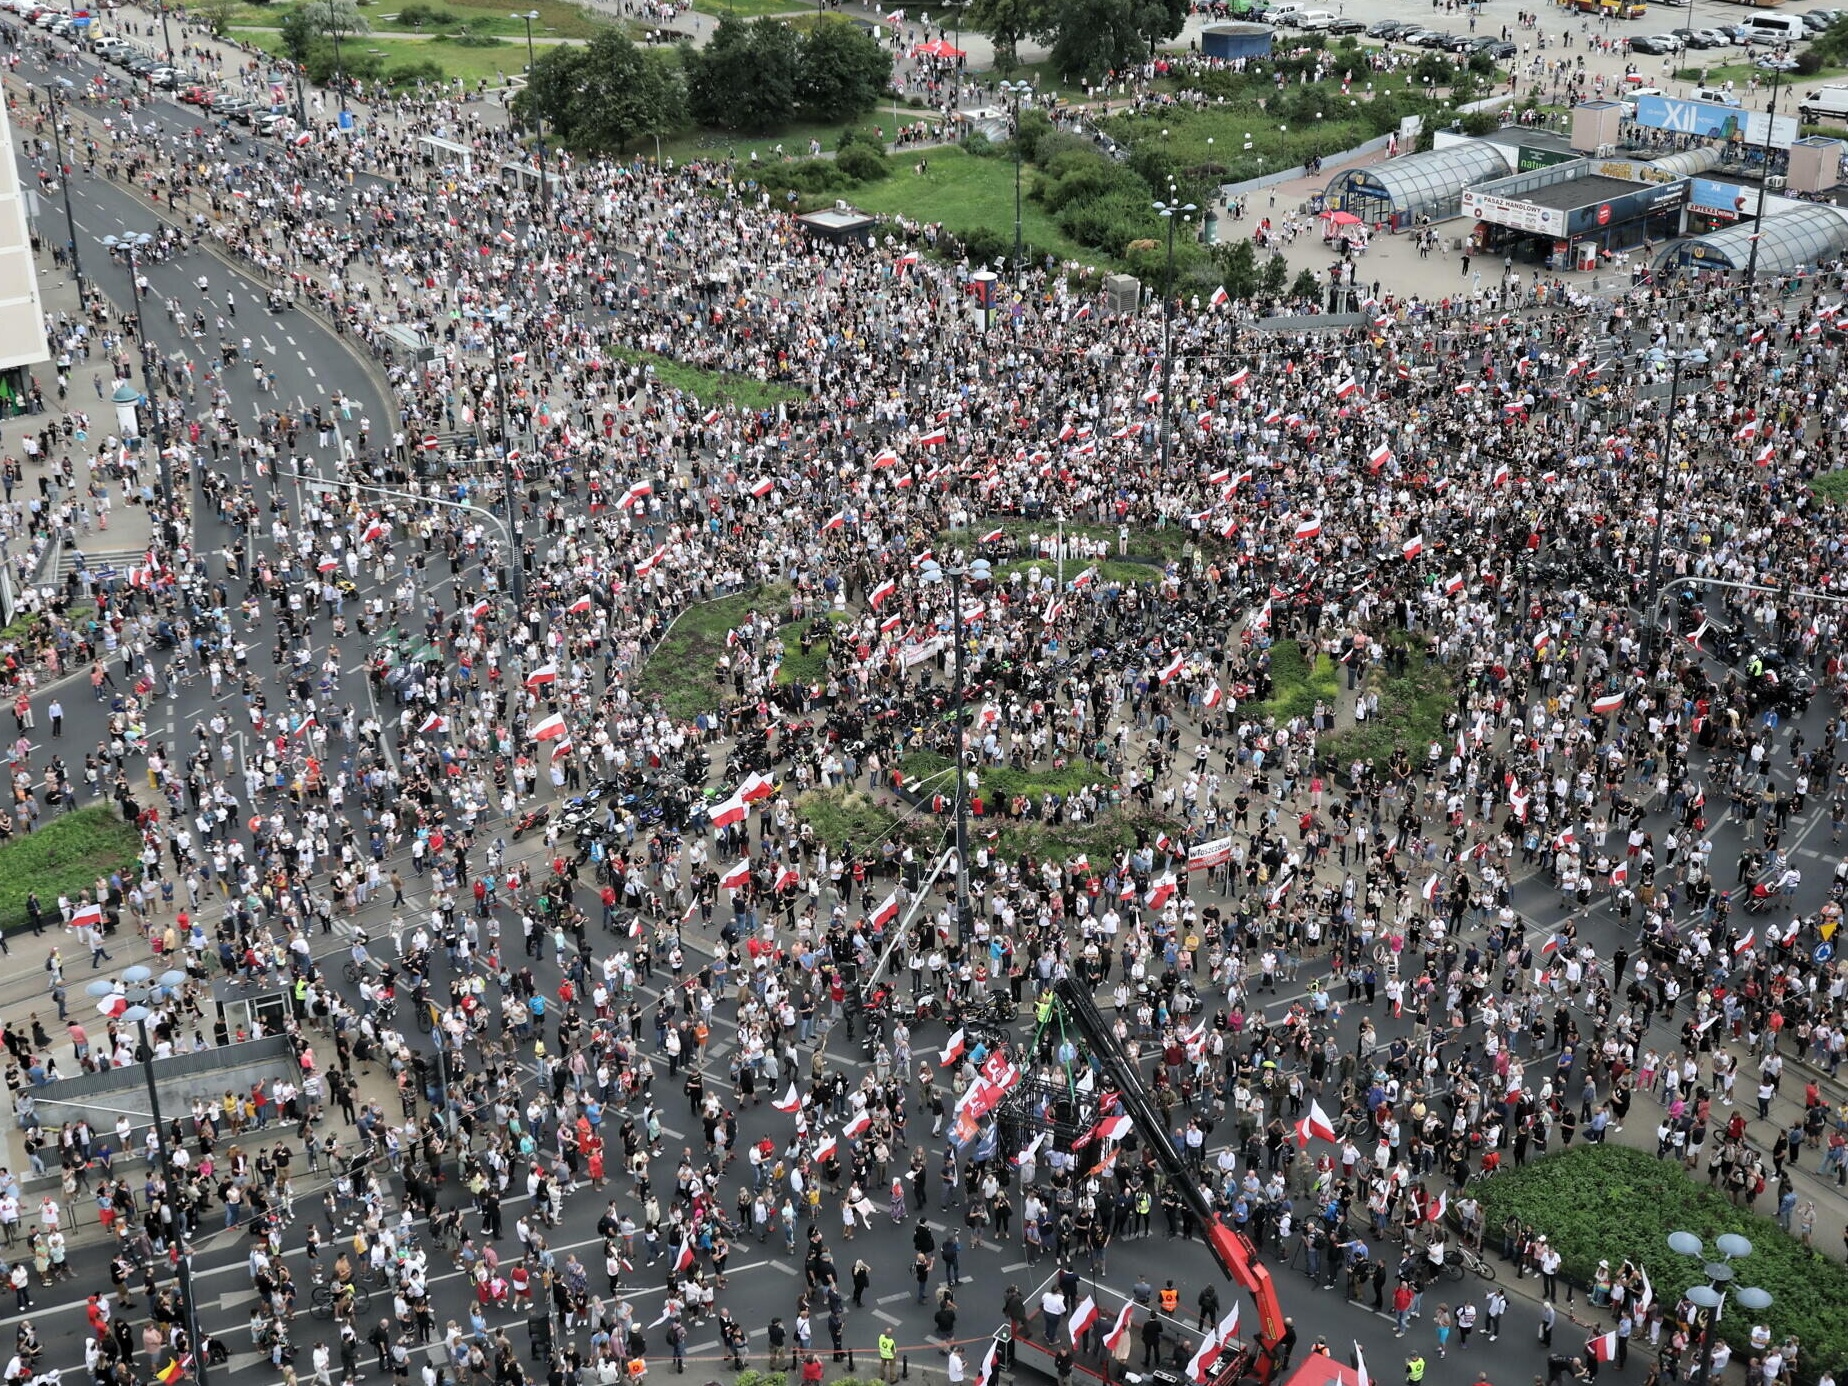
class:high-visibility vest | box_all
[1158,1288,1180,1313]
[1407,1357,1426,1383]
[879,1336,897,1361]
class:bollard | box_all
[903,1355,910,1379]
[849,1351,857,1373]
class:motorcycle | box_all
[509,804,551,841]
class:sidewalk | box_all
[1,206,160,611]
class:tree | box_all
[516,30,686,152]
[1258,252,1290,299]
[799,20,891,122]
[963,0,1048,72]
[278,7,317,63]
[1213,238,1257,301]
[297,0,369,38]
[195,0,237,37]
[687,17,802,131]
[1038,0,1183,81]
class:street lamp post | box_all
[1152,197,1196,473]
[1744,64,1784,284]
[43,83,87,310]
[1668,1231,1773,1386]
[467,308,526,611]
[157,0,175,67]
[1642,345,1688,668]
[119,983,209,1386]
[514,10,547,222]
[917,556,991,949]
[103,232,169,514]
[998,80,1032,286]
[331,23,348,114]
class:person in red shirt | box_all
[801,1355,825,1386]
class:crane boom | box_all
[1051,977,1288,1382]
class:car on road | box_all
[1628,33,1674,51]
[1671,27,1717,46]
[180,84,215,106]
[146,66,182,88]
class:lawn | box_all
[234,28,525,84]
[1322,632,1458,777]
[1253,640,1339,726]
[222,0,606,38]
[635,586,790,720]
[609,346,806,412]
[1476,1145,1848,1373]
[792,785,913,854]
[0,804,141,936]
[691,0,811,17]
[842,146,1103,269]
[775,611,851,687]
[659,111,897,165]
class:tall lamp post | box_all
[331,21,348,114]
[157,0,175,67]
[468,306,526,611]
[44,82,87,309]
[102,232,169,512]
[1152,197,1196,473]
[1744,64,1784,284]
[513,10,547,222]
[998,80,1032,286]
[916,556,990,949]
[1667,1231,1773,1386]
[92,972,209,1386]
[1642,344,1690,667]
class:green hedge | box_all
[1475,1145,1848,1372]
[0,803,141,934]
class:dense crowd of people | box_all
[0,8,1847,1386]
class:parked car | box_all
[1629,33,1673,51]
[1415,29,1457,46]
[179,84,215,106]
[1365,17,1408,35]
[1477,37,1516,56]
[1325,17,1365,33]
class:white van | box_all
[1799,84,1848,118]
[1745,13,1808,42]
[1266,2,1308,24]
[1297,9,1338,27]
[1692,85,1743,105]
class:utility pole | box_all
[45,86,87,309]
[1153,197,1196,473]
[1744,64,1783,284]
[1643,347,1686,667]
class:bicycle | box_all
[1437,1244,1497,1282]
[309,1280,370,1318]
